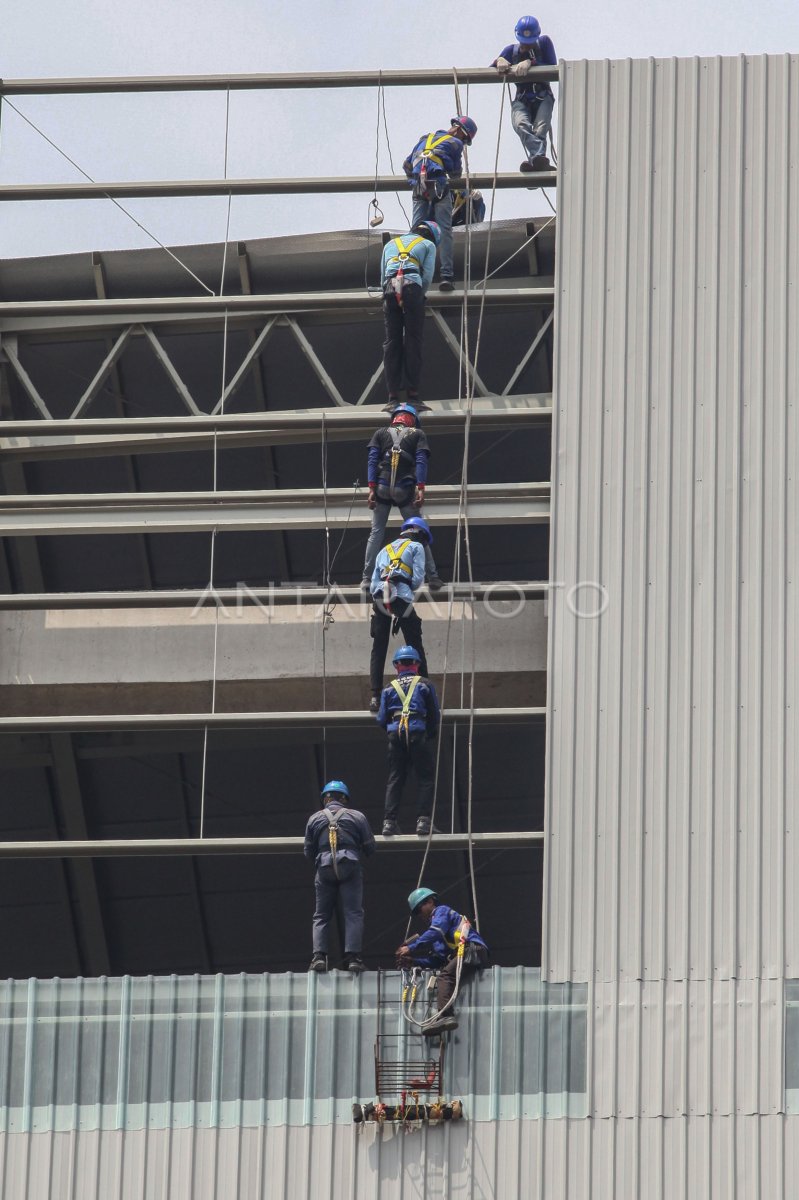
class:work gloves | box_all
[510,60,533,77]
[367,484,378,510]
[403,161,414,178]
[494,56,511,73]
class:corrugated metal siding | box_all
[0,970,586,1133]
[545,53,799,987]
[2,1116,799,1200]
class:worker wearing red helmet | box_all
[402,115,478,291]
[493,16,558,172]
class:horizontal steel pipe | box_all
[0,482,549,536]
[0,394,551,438]
[0,708,545,733]
[0,286,553,323]
[0,582,549,610]
[0,67,558,96]
[0,172,556,203]
[0,831,544,860]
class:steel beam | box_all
[0,67,558,96]
[0,173,556,203]
[0,581,549,610]
[0,393,552,443]
[0,482,550,536]
[0,708,545,733]
[0,831,544,859]
[0,286,553,329]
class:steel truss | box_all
[0,302,554,419]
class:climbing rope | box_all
[198,90,234,838]
[408,73,509,939]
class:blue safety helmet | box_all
[450,115,477,144]
[400,515,433,545]
[392,646,421,666]
[391,402,419,425]
[515,15,541,44]
[413,219,441,247]
[320,780,350,804]
[408,887,437,914]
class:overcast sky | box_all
[1,0,797,262]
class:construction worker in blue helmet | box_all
[303,780,376,974]
[403,115,478,291]
[376,645,440,837]
[493,16,557,172]
[361,403,442,593]
[368,515,433,713]
[397,887,489,1035]
[380,220,440,406]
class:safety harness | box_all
[413,133,453,199]
[386,235,424,307]
[321,805,350,880]
[390,673,423,740]
[380,538,414,612]
[384,425,412,492]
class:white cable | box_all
[199,91,233,839]
[4,98,215,296]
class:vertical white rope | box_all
[199,90,233,839]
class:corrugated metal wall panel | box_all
[0,971,586,1133]
[2,1117,799,1199]
[545,53,799,987]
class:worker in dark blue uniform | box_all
[493,16,558,172]
[368,517,432,712]
[451,187,486,227]
[381,220,439,406]
[361,404,441,590]
[304,780,375,974]
[403,115,478,291]
[397,887,489,1035]
[376,645,440,837]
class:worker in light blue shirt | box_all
[493,15,558,172]
[368,516,432,711]
[403,115,478,290]
[381,221,439,406]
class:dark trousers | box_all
[382,283,425,397]
[370,599,428,693]
[312,860,364,954]
[385,730,435,821]
[436,948,488,1012]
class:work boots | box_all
[423,1014,459,1036]
[382,818,401,837]
[344,954,366,974]
[309,953,328,973]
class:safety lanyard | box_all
[386,425,411,489]
[390,674,423,738]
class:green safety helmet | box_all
[408,887,437,914]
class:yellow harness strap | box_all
[384,538,414,579]
[388,234,425,272]
[390,674,423,737]
[416,132,452,168]
[435,914,472,952]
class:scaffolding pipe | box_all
[0,394,552,440]
[0,709,545,733]
[0,173,555,203]
[0,831,544,860]
[0,67,558,97]
[0,583,549,610]
[0,286,552,322]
